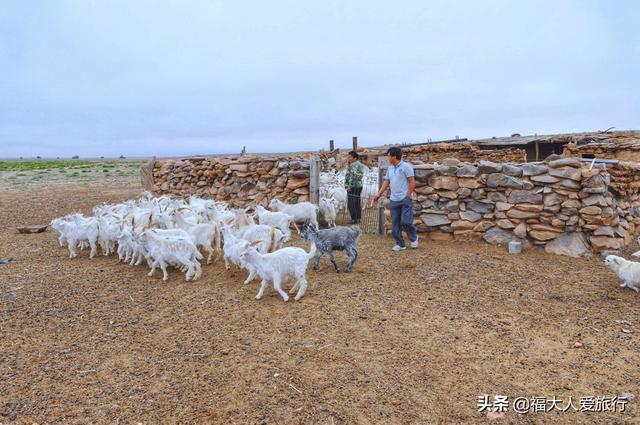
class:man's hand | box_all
[407,191,413,198]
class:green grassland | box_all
[0,159,148,186]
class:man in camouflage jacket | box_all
[344,150,365,223]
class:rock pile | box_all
[383,157,640,256]
[151,156,311,207]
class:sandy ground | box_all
[1,176,639,424]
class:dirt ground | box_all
[1,176,639,424]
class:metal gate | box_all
[313,155,387,235]
[335,158,387,234]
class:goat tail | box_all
[307,241,317,259]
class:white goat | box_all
[240,241,317,301]
[605,255,640,292]
[175,211,221,264]
[268,199,319,231]
[320,185,347,211]
[254,205,294,241]
[319,197,338,227]
[231,210,286,254]
[50,216,72,247]
[55,214,100,258]
[97,214,122,256]
[143,229,203,281]
[239,224,286,256]
[220,226,259,285]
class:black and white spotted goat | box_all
[299,223,361,273]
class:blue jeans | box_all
[389,196,417,247]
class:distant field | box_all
[0,159,148,186]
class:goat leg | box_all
[255,279,269,300]
[289,280,299,294]
[244,268,256,285]
[328,250,340,273]
[272,275,289,302]
[313,252,323,271]
[148,260,157,277]
[160,260,169,281]
[294,277,308,301]
[345,247,358,272]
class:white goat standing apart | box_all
[268,199,319,231]
[55,214,100,258]
[240,241,317,301]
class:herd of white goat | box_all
[49,167,378,300]
[50,182,350,301]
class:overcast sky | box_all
[0,1,638,158]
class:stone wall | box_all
[382,157,640,256]
[150,156,311,207]
[606,161,640,197]
[562,132,640,161]
[353,142,525,167]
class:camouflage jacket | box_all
[344,160,365,189]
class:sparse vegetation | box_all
[0,159,147,186]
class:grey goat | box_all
[300,223,361,272]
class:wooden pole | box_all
[140,156,156,192]
[535,141,540,162]
[309,156,320,205]
[352,136,358,151]
[329,140,334,151]
[377,156,389,236]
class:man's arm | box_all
[372,180,390,203]
[407,176,415,198]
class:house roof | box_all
[474,130,640,147]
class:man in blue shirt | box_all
[372,147,419,251]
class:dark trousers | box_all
[347,187,362,222]
[389,196,418,247]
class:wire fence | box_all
[335,168,381,234]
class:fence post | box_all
[352,136,358,151]
[140,155,156,191]
[377,156,389,235]
[329,140,334,151]
[309,156,320,205]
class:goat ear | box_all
[615,257,623,264]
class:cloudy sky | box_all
[0,1,638,158]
